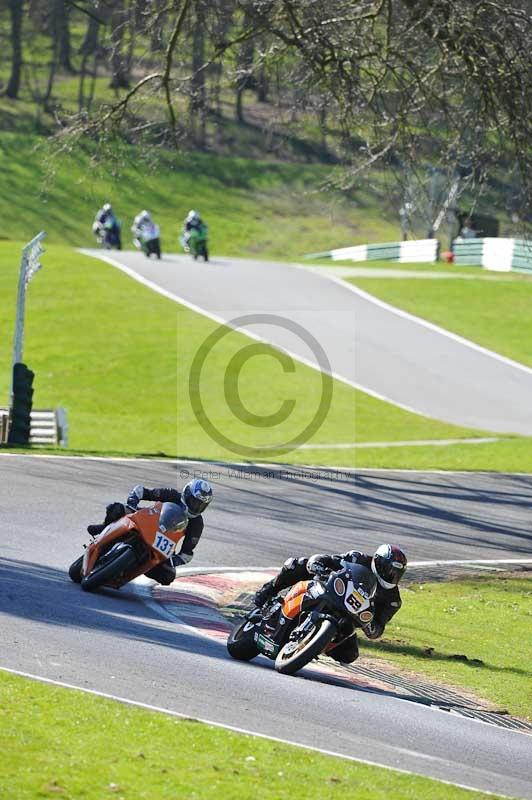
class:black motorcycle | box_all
[227,562,377,676]
[96,219,122,250]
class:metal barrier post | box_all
[10,232,46,408]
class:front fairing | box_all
[323,565,377,624]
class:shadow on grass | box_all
[361,638,532,680]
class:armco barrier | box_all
[0,412,8,444]
[0,407,68,447]
[306,239,438,263]
[512,240,532,273]
[453,237,532,272]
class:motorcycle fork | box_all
[259,602,293,649]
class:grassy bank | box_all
[362,574,532,719]
[0,671,505,800]
[0,133,399,259]
[1,243,492,466]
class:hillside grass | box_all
[0,243,492,465]
[1,671,503,800]
[0,133,399,259]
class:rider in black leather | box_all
[86,479,213,585]
[253,544,407,663]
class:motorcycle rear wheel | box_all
[227,619,260,661]
[81,545,137,592]
[275,618,337,676]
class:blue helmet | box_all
[182,479,213,518]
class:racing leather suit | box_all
[255,551,402,663]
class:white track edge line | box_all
[0,666,516,799]
[4,451,532,477]
[296,263,532,377]
[138,559,532,579]
[78,250,430,417]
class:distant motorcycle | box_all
[227,562,377,676]
[94,219,122,250]
[68,502,188,592]
[134,221,162,259]
[182,225,208,261]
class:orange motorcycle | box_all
[68,502,188,592]
[227,562,377,676]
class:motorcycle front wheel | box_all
[68,555,84,583]
[81,544,137,592]
[275,618,337,676]
[227,618,260,661]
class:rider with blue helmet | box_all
[87,479,214,585]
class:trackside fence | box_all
[0,407,68,447]
[306,239,439,263]
[453,238,532,272]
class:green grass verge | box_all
[361,575,532,719]
[0,243,491,466]
[0,671,505,800]
[347,268,532,367]
[0,133,399,260]
[347,438,532,472]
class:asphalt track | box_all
[1,455,531,798]
[82,249,532,435]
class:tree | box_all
[109,0,131,90]
[5,0,24,99]
[55,0,74,73]
[54,0,532,216]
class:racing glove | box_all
[363,620,384,640]
[126,485,144,509]
[306,555,331,578]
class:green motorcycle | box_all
[183,225,209,261]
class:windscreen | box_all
[159,502,188,534]
[344,562,377,599]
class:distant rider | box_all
[253,544,407,663]
[87,479,214,585]
[182,209,207,246]
[92,203,121,249]
[131,209,157,243]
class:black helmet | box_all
[182,479,213,518]
[372,544,407,589]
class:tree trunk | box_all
[190,0,206,146]
[234,10,254,122]
[149,0,165,52]
[5,0,23,99]
[79,14,100,56]
[56,0,74,73]
[109,0,130,90]
[256,39,268,103]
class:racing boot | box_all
[253,580,276,607]
[87,523,105,537]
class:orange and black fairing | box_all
[81,503,187,588]
[281,580,311,619]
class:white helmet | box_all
[186,209,200,223]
